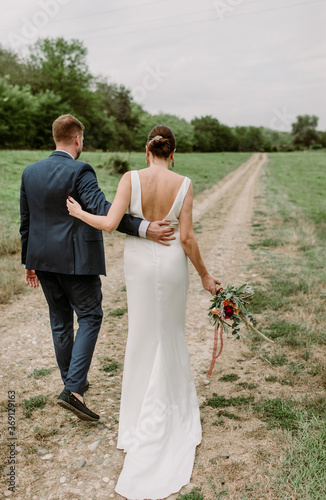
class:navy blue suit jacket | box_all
[20,151,142,275]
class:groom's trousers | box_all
[36,271,103,396]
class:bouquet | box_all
[207,284,273,379]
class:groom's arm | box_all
[76,166,140,236]
[19,174,30,265]
[76,166,175,244]
[20,174,40,287]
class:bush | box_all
[109,154,130,174]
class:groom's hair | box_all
[52,114,85,145]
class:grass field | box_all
[247,151,326,498]
[0,150,250,303]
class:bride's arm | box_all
[179,183,221,294]
[67,172,131,233]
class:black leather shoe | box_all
[57,389,99,422]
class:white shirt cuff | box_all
[139,220,150,238]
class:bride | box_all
[67,125,220,500]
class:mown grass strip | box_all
[245,151,326,498]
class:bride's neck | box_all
[149,158,170,169]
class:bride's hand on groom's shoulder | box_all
[66,196,82,218]
[146,220,176,246]
[201,273,221,295]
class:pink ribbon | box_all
[207,322,223,379]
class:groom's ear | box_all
[75,134,83,146]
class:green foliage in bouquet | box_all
[208,284,272,343]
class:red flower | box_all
[224,305,234,319]
[216,287,223,294]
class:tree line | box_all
[0,38,325,152]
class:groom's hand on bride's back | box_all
[146,220,176,246]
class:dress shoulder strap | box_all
[170,176,191,219]
[129,170,143,217]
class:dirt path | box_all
[1,153,274,499]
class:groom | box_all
[20,114,174,422]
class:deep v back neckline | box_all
[135,171,187,222]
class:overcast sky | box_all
[1,0,325,130]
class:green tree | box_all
[96,80,138,128]
[0,45,27,86]
[27,37,93,117]
[94,80,140,151]
[318,130,326,148]
[0,76,37,147]
[0,76,66,149]
[218,123,238,151]
[131,107,153,151]
[25,39,129,151]
[260,127,293,151]
[192,116,236,152]
[291,115,319,149]
[31,90,67,148]
[235,126,266,152]
[192,116,218,151]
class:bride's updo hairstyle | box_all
[147,125,176,159]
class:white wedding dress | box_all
[115,170,202,500]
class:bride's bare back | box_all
[137,167,185,222]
